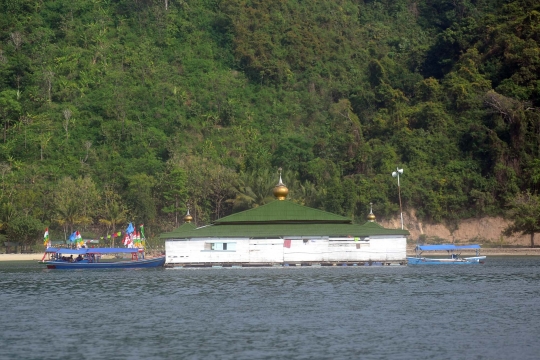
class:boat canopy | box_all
[45,247,142,254]
[416,244,481,251]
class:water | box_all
[1,257,539,360]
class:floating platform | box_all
[164,260,406,268]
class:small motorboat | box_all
[407,244,486,265]
[41,247,165,269]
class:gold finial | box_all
[273,167,289,200]
[367,202,376,222]
[184,208,193,223]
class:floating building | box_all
[162,173,409,267]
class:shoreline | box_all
[0,253,45,261]
[406,247,540,256]
[1,248,539,262]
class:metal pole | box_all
[397,169,403,230]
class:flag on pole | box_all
[139,224,146,248]
[126,223,134,235]
[139,224,145,239]
[43,228,50,247]
[75,231,83,249]
[123,233,133,248]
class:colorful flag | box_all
[74,231,83,249]
[126,222,134,235]
[43,228,50,246]
[123,233,133,248]
[140,224,145,239]
[69,231,76,242]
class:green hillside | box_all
[0,0,539,246]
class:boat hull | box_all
[44,256,165,269]
[407,256,486,265]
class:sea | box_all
[0,257,539,360]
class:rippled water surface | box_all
[1,257,539,360]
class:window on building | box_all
[203,242,236,251]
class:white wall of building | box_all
[165,235,406,265]
[248,239,284,263]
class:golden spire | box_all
[184,208,193,223]
[367,202,376,222]
[273,167,289,200]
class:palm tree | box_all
[99,200,127,247]
[55,201,81,241]
[0,202,14,231]
[227,170,275,211]
[290,180,320,207]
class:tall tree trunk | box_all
[531,232,535,248]
[112,224,116,248]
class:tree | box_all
[55,201,81,240]
[5,214,44,249]
[503,191,540,247]
[53,177,100,238]
[0,202,15,232]
[227,169,275,211]
[206,164,237,220]
[0,90,21,142]
[161,165,188,227]
[99,200,127,247]
[126,173,157,226]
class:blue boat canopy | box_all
[416,244,481,251]
[45,247,142,254]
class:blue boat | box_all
[41,247,165,269]
[407,244,486,265]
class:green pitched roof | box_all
[214,200,351,224]
[160,199,409,239]
[161,222,408,239]
[160,222,196,239]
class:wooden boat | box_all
[41,247,165,269]
[407,244,486,265]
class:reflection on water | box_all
[1,257,539,360]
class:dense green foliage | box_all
[0,0,539,246]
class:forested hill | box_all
[1,0,539,245]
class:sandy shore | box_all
[0,253,45,261]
